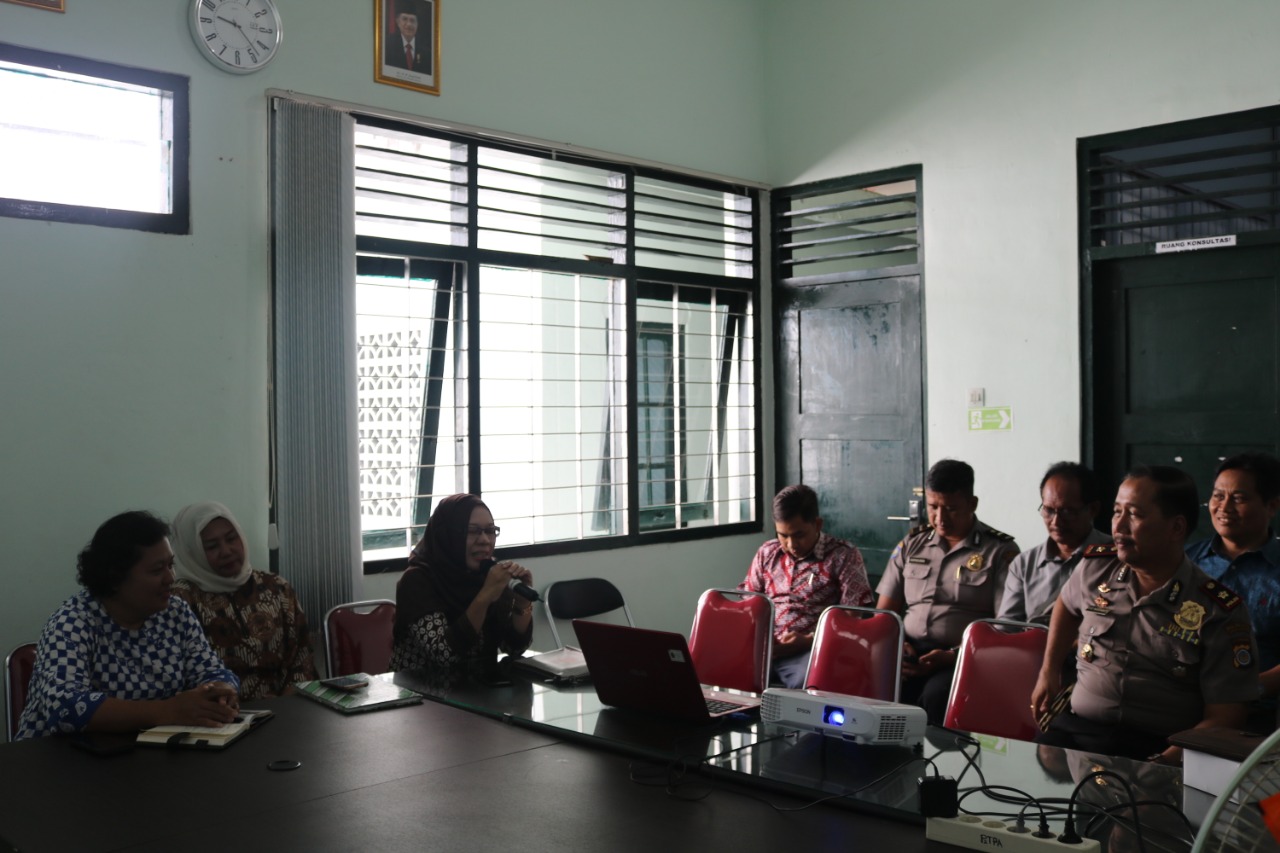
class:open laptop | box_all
[572,619,762,722]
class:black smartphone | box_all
[71,732,135,756]
[319,675,370,692]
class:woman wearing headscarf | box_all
[389,494,534,676]
[170,502,318,699]
[17,510,239,739]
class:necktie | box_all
[405,43,413,70]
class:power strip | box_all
[926,816,1101,852]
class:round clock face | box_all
[190,0,283,74]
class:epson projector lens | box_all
[823,706,845,726]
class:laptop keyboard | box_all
[705,698,746,715]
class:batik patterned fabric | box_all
[172,570,317,700]
[16,590,238,739]
[388,612,461,672]
[739,531,874,640]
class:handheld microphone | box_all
[479,558,541,602]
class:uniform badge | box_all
[1092,597,1110,610]
[1159,623,1202,645]
[1114,566,1130,584]
[1097,583,1111,595]
[1234,644,1254,668]
[1174,601,1205,632]
[908,557,930,564]
[1083,544,1117,558]
[1172,665,1187,677]
[965,554,985,572]
[1080,642,1094,661]
[1202,580,1242,611]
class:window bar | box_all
[412,262,456,541]
[671,285,684,530]
[574,272,584,541]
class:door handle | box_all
[886,516,913,521]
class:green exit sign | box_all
[968,407,1012,431]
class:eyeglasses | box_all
[466,525,501,539]
[1038,505,1085,520]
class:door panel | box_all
[777,277,924,577]
[1093,244,1280,540]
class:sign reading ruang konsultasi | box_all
[1154,235,1237,254]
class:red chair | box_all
[324,600,396,677]
[688,589,774,693]
[6,642,36,742]
[803,606,905,702]
[944,619,1048,741]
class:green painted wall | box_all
[764,0,1280,547]
[0,0,770,656]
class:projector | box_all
[760,688,927,747]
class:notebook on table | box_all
[137,709,274,749]
[509,647,591,684]
[295,673,423,715]
[571,619,761,723]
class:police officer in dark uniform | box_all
[1033,465,1258,764]
[877,459,1019,724]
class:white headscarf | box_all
[171,502,255,593]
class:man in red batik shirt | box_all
[739,484,873,688]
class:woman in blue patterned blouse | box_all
[16,511,240,739]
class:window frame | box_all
[0,42,190,234]
[355,116,763,573]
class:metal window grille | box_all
[773,168,921,285]
[352,118,760,564]
[1084,112,1280,248]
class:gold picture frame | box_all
[375,0,439,96]
[1,0,65,11]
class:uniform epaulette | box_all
[1202,579,1242,611]
[1082,543,1117,558]
[986,526,1016,542]
[908,523,932,537]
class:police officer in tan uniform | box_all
[877,459,1019,724]
[1033,465,1258,764]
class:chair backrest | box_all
[324,600,397,677]
[687,589,774,694]
[542,578,633,649]
[6,643,36,742]
[944,618,1049,741]
[803,606,905,702]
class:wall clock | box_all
[190,0,283,74]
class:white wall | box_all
[764,0,1280,548]
[0,0,770,656]
[14,0,1276,658]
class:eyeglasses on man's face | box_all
[466,525,501,539]
[1038,505,1085,520]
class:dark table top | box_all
[0,688,933,853]
[392,664,1195,852]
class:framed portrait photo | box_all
[1,0,65,11]
[375,0,439,96]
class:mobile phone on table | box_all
[71,732,135,756]
[319,675,370,692]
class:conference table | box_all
[0,664,1193,852]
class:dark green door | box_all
[776,275,925,577]
[1092,243,1280,540]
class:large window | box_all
[0,42,188,233]
[353,119,760,568]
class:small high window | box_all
[0,42,189,233]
